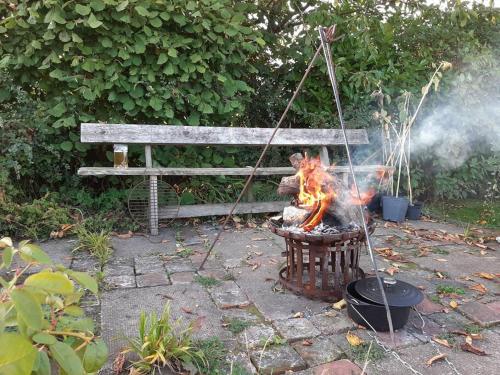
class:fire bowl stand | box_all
[270,227,365,302]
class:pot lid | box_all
[354,277,424,307]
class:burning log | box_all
[282,206,310,226]
[289,153,304,170]
[278,175,300,196]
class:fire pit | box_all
[269,153,377,302]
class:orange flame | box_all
[349,186,376,205]
[296,156,336,231]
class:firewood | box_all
[283,206,310,226]
[278,175,300,196]
[289,153,304,170]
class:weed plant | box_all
[74,226,113,268]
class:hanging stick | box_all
[198,26,337,270]
[319,27,396,345]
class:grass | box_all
[259,335,286,347]
[425,199,499,228]
[194,275,222,288]
[124,303,206,374]
[176,247,194,258]
[464,324,483,335]
[437,332,457,346]
[431,247,450,255]
[194,337,227,375]
[73,226,113,268]
[429,294,441,303]
[224,318,251,334]
[436,285,466,295]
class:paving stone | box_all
[136,272,170,288]
[250,344,306,374]
[224,258,243,269]
[170,271,195,284]
[71,255,99,272]
[429,311,473,331]
[458,301,500,327]
[104,275,136,289]
[357,327,421,349]
[236,324,277,349]
[103,263,135,277]
[274,318,320,342]
[222,308,262,324]
[416,296,444,315]
[294,359,363,375]
[225,352,257,374]
[197,268,229,280]
[292,336,344,367]
[309,312,356,335]
[164,259,195,273]
[134,255,165,275]
[209,280,249,309]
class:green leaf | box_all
[33,351,51,375]
[32,333,57,345]
[64,305,84,317]
[135,6,150,17]
[180,192,195,205]
[90,0,105,12]
[167,48,178,58]
[256,37,266,46]
[49,342,85,375]
[83,339,108,373]
[60,141,73,151]
[163,64,174,75]
[75,4,91,16]
[48,102,66,117]
[122,98,135,111]
[157,53,168,64]
[186,112,200,126]
[149,97,163,111]
[0,333,37,375]
[11,289,43,330]
[1,246,13,269]
[66,271,98,294]
[116,1,129,12]
[25,272,74,295]
[87,13,103,29]
[150,17,162,28]
[19,243,52,264]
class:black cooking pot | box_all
[346,277,424,331]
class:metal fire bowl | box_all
[268,218,371,245]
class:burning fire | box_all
[296,156,336,231]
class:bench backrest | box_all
[81,123,369,146]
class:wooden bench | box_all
[78,123,392,234]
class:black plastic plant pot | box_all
[367,193,382,214]
[345,277,424,332]
[382,196,409,223]
[407,202,423,220]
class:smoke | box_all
[410,74,500,169]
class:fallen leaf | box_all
[470,333,484,340]
[324,310,337,317]
[346,331,364,347]
[116,231,133,239]
[232,216,241,223]
[469,283,487,294]
[474,243,488,250]
[436,271,445,279]
[465,336,472,345]
[332,299,347,310]
[426,353,447,366]
[417,285,426,290]
[432,337,452,348]
[253,251,263,256]
[385,266,399,276]
[302,339,313,346]
[461,342,487,356]
[417,248,430,257]
[264,277,276,282]
[449,300,458,309]
[220,301,250,310]
[435,258,448,262]
[181,307,194,314]
[442,308,450,314]
[476,272,495,280]
[292,312,304,319]
[480,250,487,256]
[161,239,170,243]
[251,237,267,241]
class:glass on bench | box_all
[113,144,128,168]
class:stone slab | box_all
[104,275,136,289]
[274,318,320,342]
[294,359,363,375]
[416,296,444,315]
[250,344,307,374]
[164,259,195,273]
[292,336,344,367]
[134,255,165,275]
[136,272,170,288]
[209,280,250,309]
[236,324,276,349]
[103,264,135,277]
[458,301,500,327]
[170,271,195,284]
[309,312,356,335]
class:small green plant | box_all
[259,335,286,347]
[0,237,107,374]
[124,303,206,374]
[436,285,466,295]
[194,337,227,375]
[225,318,251,334]
[464,324,483,335]
[194,275,222,288]
[223,272,237,281]
[437,332,457,346]
[74,227,113,268]
[350,342,385,363]
[177,247,194,258]
[432,247,450,255]
[429,294,441,303]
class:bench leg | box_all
[149,176,159,236]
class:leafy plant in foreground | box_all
[0,237,107,374]
[124,303,206,374]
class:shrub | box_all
[124,303,206,374]
[0,237,107,374]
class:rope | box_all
[198,26,337,270]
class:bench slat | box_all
[81,123,369,146]
[159,201,288,219]
[78,165,393,176]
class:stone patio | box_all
[36,219,499,374]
